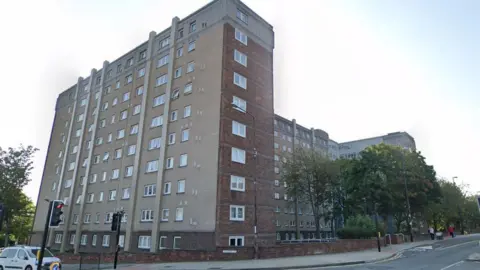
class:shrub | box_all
[337,214,384,239]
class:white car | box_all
[0,246,61,270]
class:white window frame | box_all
[229,236,245,247]
[231,147,246,164]
[141,209,154,222]
[234,49,247,66]
[232,96,247,112]
[181,129,189,142]
[183,105,191,117]
[230,175,245,192]
[177,179,185,193]
[175,208,184,221]
[230,205,245,221]
[161,209,169,221]
[235,28,248,45]
[156,74,168,86]
[148,137,161,150]
[187,61,195,73]
[102,235,110,247]
[184,83,192,94]
[144,184,156,197]
[127,144,136,156]
[138,236,151,249]
[166,157,174,169]
[146,160,159,173]
[179,154,188,167]
[151,116,163,128]
[232,121,246,138]
[233,72,247,89]
[163,182,171,195]
[125,166,133,177]
[153,94,165,107]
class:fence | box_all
[61,253,135,270]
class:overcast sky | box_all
[1,0,479,201]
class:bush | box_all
[337,214,384,239]
[337,226,375,239]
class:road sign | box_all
[477,196,480,214]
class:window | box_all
[119,235,125,248]
[111,114,116,124]
[125,74,133,84]
[230,175,245,191]
[159,236,167,249]
[275,167,279,174]
[177,179,185,193]
[58,150,63,158]
[174,67,182,78]
[175,208,184,221]
[166,157,174,169]
[80,98,87,106]
[72,145,78,154]
[146,160,159,173]
[274,143,279,149]
[156,74,167,86]
[284,194,288,200]
[181,129,189,142]
[231,147,246,164]
[122,188,130,199]
[235,28,248,45]
[161,209,169,221]
[120,110,128,120]
[234,72,247,89]
[230,205,245,221]
[111,169,120,180]
[93,155,100,164]
[163,182,171,194]
[153,94,165,107]
[87,193,94,203]
[171,89,180,100]
[55,234,62,244]
[151,116,163,127]
[188,41,195,52]
[96,137,104,145]
[274,193,280,199]
[116,81,120,89]
[232,121,246,137]
[99,192,104,202]
[75,129,81,137]
[123,92,130,102]
[77,113,84,122]
[102,101,109,111]
[127,57,134,67]
[138,67,145,78]
[90,174,97,183]
[274,180,280,186]
[229,236,245,247]
[179,154,188,167]
[157,55,169,67]
[64,179,72,188]
[133,104,141,115]
[125,166,133,177]
[236,9,248,24]
[170,110,178,122]
[103,152,109,162]
[84,214,91,224]
[52,182,57,191]
[187,61,195,73]
[173,236,181,249]
[189,21,196,33]
[184,83,192,94]
[109,190,117,200]
[102,235,110,247]
[98,118,106,128]
[130,124,139,135]
[141,210,154,221]
[70,234,76,244]
[234,49,247,66]
[136,85,144,96]
[139,50,147,60]
[92,234,97,245]
[168,133,176,145]
[138,236,151,249]
[117,129,125,139]
[127,144,136,156]
[144,184,156,196]
[176,47,183,58]
[68,162,75,171]
[160,37,169,48]
[105,85,112,93]
[232,96,247,112]
[148,137,162,150]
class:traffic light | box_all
[49,200,64,228]
[0,204,4,231]
[111,213,119,231]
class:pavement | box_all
[63,234,480,270]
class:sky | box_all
[0,0,479,202]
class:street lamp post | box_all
[231,103,258,259]
[452,176,463,235]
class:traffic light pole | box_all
[113,211,124,269]
[38,201,53,270]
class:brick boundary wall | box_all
[58,239,380,264]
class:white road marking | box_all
[440,260,464,270]
[437,240,477,250]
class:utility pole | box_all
[112,210,124,269]
[402,151,414,242]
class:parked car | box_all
[0,246,61,270]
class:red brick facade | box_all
[215,23,276,247]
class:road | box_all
[314,235,480,270]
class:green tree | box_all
[0,145,38,246]
[9,194,35,244]
[282,148,339,239]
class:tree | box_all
[0,145,38,246]
[8,194,35,244]
[282,148,339,239]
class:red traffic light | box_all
[56,203,64,209]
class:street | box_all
[315,236,480,270]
